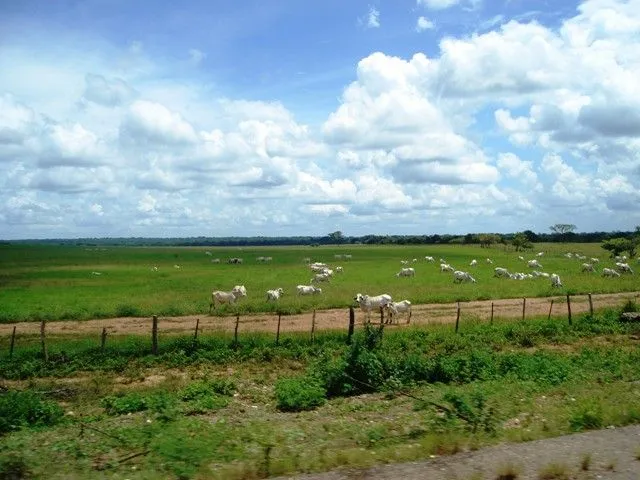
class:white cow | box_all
[616,262,634,274]
[425,256,435,262]
[453,270,476,283]
[590,257,600,264]
[387,300,412,324]
[400,260,409,265]
[494,267,510,278]
[527,259,543,269]
[581,263,595,272]
[518,255,525,261]
[602,268,621,278]
[297,285,322,295]
[335,266,344,273]
[311,273,331,284]
[470,259,478,266]
[209,285,247,312]
[440,263,454,273]
[486,258,493,264]
[396,267,415,277]
[550,274,562,288]
[354,293,393,322]
[536,252,544,257]
[266,288,284,301]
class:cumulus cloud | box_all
[81,74,137,107]
[416,16,435,32]
[1,0,640,238]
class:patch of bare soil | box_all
[1,292,639,338]
[280,425,640,480]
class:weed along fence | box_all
[2,292,639,359]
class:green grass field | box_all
[0,242,637,323]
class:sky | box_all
[1,0,639,239]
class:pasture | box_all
[0,242,637,323]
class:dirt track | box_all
[2,291,639,338]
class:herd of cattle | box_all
[206,250,636,322]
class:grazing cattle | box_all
[211,258,221,264]
[400,260,409,265]
[335,266,344,273]
[470,259,477,266]
[91,271,102,276]
[518,255,525,261]
[453,270,476,283]
[205,251,212,256]
[536,252,544,257]
[311,273,331,284]
[209,285,247,312]
[486,258,493,264]
[440,263,454,273]
[396,267,415,277]
[174,264,181,269]
[334,254,344,260]
[266,288,284,301]
[151,266,158,271]
[616,262,634,274]
[581,263,595,272]
[527,259,543,269]
[602,267,621,278]
[228,257,243,264]
[354,293,393,322]
[344,254,353,260]
[303,257,311,264]
[494,267,510,278]
[425,256,435,262]
[387,300,412,324]
[297,285,322,295]
[550,274,562,288]
[590,257,600,263]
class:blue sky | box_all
[1,0,639,239]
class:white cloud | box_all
[188,49,206,66]
[1,0,640,238]
[416,16,435,32]
[366,6,380,28]
[417,0,460,9]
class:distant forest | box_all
[3,229,639,247]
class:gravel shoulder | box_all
[1,291,639,337]
[280,425,640,480]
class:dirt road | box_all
[1,291,638,337]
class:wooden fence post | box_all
[588,293,593,317]
[100,327,107,351]
[311,310,316,343]
[194,318,200,341]
[567,294,572,326]
[347,307,355,344]
[490,302,494,324]
[548,299,554,320]
[522,298,526,321]
[380,306,385,325]
[276,313,282,345]
[40,319,48,362]
[9,326,16,359]
[234,314,240,345]
[151,315,158,355]
[455,302,461,333]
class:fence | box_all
[3,292,639,359]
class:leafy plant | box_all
[0,454,32,480]
[275,376,326,412]
[0,390,64,435]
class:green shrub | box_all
[569,404,603,432]
[100,391,177,416]
[0,454,32,479]
[180,379,235,401]
[275,377,326,412]
[0,390,64,435]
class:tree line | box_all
[4,225,638,252]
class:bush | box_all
[0,390,64,435]
[569,404,603,432]
[100,391,177,416]
[275,377,326,412]
[180,379,235,401]
[0,454,31,479]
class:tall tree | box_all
[550,224,577,242]
[511,232,532,252]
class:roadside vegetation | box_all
[1,304,639,479]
